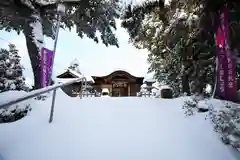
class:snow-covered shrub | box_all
[0,91,32,123]
[182,94,209,116]
[183,97,240,151]
[208,101,240,150]
[182,98,199,116]
[0,90,32,123]
[0,104,31,123]
[0,44,25,93]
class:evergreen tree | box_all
[0,44,25,92]
[121,0,240,96]
[0,0,120,89]
[68,58,82,75]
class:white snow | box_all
[68,69,94,83]
[64,59,95,83]
[133,0,171,6]
[0,91,34,115]
[93,68,144,78]
[159,85,172,90]
[188,98,240,152]
[143,71,156,83]
[29,13,44,55]
[56,78,81,84]
[36,0,82,6]
[0,90,239,160]
[68,69,84,78]
[205,84,212,93]
[35,0,58,6]
[102,88,109,93]
[197,100,209,110]
[0,91,28,105]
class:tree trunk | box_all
[182,73,190,96]
[23,11,44,89]
[181,63,191,96]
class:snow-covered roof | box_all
[92,68,145,78]
[68,59,95,83]
[58,68,94,83]
[56,78,81,84]
[68,69,83,78]
[68,69,94,83]
[103,68,144,78]
[141,84,147,88]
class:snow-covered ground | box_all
[0,89,239,160]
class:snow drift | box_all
[0,90,238,160]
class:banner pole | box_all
[48,14,61,86]
[48,3,65,123]
[212,34,217,98]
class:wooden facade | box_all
[92,70,144,97]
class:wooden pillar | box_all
[128,84,131,96]
[110,85,112,96]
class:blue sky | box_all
[0,20,149,85]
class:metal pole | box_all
[212,34,218,98]
[80,81,83,99]
[48,13,62,86]
[48,3,65,123]
[49,89,57,123]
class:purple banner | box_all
[215,8,237,101]
[40,47,54,88]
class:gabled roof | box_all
[92,68,145,78]
[57,69,94,83]
[92,70,144,79]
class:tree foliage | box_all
[0,0,120,47]
[0,44,25,92]
[121,0,240,96]
[0,0,121,89]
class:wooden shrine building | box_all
[92,70,144,97]
[56,69,94,97]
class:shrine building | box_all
[92,70,144,97]
[57,70,144,97]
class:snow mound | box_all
[0,91,239,160]
[143,71,156,83]
[0,90,34,123]
[188,98,240,153]
[0,91,33,110]
[159,85,172,90]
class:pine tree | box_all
[0,44,25,92]
[68,58,82,75]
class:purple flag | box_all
[215,8,237,101]
[40,47,54,88]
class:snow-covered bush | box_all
[208,101,240,150]
[0,44,25,93]
[0,104,31,123]
[182,96,240,151]
[0,91,33,123]
[182,98,199,116]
